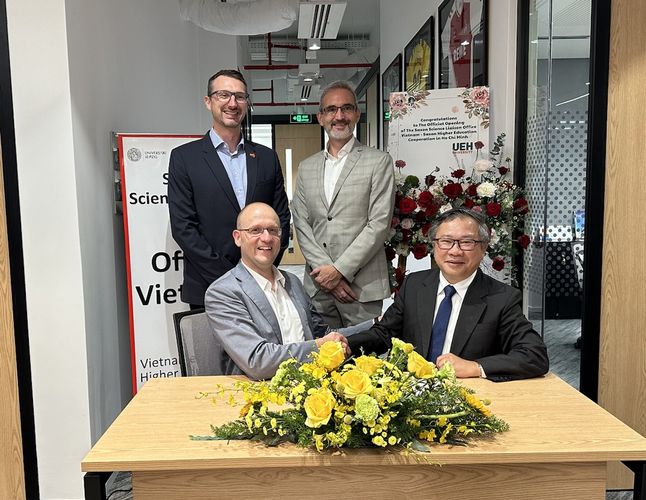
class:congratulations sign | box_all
[387,87,490,179]
[118,134,200,392]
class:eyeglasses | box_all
[433,238,484,251]
[320,104,357,116]
[208,90,249,103]
[237,226,282,237]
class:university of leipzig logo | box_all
[127,148,142,162]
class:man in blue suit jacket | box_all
[205,203,366,380]
[168,69,290,307]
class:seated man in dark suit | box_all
[205,203,368,380]
[348,208,548,381]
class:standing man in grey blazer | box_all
[292,81,395,329]
[205,202,358,380]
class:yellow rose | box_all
[317,341,346,370]
[303,388,336,428]
[407,351,436,379]
[337,369,373,399]
[354,355,383,376]
[392,337,415,354]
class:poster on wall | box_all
[438,0,488,89]
[404,15,434,93]
[387,86,490,179]
[117,133,200,393]
[382,53,402,152]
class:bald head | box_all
[236,202,280,229]
[233,203,282,280]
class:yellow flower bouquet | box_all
[194,339,508,451]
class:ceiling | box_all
[237,0,381,115]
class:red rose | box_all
[425,174,436,186]
[385,246,396,261]
[443,183,463,199]
[486,202,502,217]
[466,184,478,197]
[395,159,406,169]
[517,234,531,249]
[451,169,466,179]
[475,141,485,150]
[498,166,509,175]
[415,210,427,222]
[398,197,416,214]
[513,197,529,214]
[425,203,439,218]
[412,243,428,259]
[401,229,411,242]
[421,223,431,236]
[492,256,505,271]
[417,190,433,208]
[463,198,475,209]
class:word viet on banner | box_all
[118,134,200,392]
[387,87,490,180]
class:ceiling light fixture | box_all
[308,38,321,50]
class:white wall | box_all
[8,0,236,497]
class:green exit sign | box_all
[384,111,391,121]
[290,113,312,124]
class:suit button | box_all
[323,243,327,248]
[327,216,332,221]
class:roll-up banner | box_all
[117,134,201,393]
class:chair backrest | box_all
[173,309,224,376]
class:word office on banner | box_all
[387,87,491,180]
[118,134,200,393]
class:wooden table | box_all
[82,374,646,500]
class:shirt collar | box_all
[324,136,355,160]
[242,262,285,292]
[438,269,478,298]
[209,128,245,155]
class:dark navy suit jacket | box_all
[348,268,549,381]
[168,133,290,306]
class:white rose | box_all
[401,218,414,229]
[476,182,496,198]
[473,159,492,174]
[439,203,453,214]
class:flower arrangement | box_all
[386,133,530,290]
[193,339,508,452]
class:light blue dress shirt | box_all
[209,128,247,209]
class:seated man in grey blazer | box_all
[348,208,549,382]
[205,202,364,380]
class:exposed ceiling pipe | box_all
[179,0,299,35]
[244,63,373,70]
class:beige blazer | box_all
[292,140,395,302]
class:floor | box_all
[104,288,634,500]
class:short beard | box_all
[327,123,353,141]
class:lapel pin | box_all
[249,152,256,158]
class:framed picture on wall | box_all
[438,0,488,89]
[404,15,434,93]
[382,53,402,151]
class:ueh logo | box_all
[127,148,142,162]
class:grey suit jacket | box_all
[348,268,549,381]
[292,140,395,302]
[205,262,369,380]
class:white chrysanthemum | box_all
[477,182,496,198]
[473,159,492,174]
[401,218,414,229]
[489,228,500,245]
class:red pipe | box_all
[244,63,373,70]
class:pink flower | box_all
[395,159,406,169]
[470,87,489,107]
[390,94,407,111]
[474,141,485,150]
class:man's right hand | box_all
[315,331,350,355]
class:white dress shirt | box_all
[323,136,355,204]
[434,270,478,357]
[242,263,305,345]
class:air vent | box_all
[298,1,347,40]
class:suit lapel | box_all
[234,264,283,344]
[418,269,440,358]
[451,270,487,355]
[284,276,314,340]
[245,142,258,203]
[329,142,361,207]
[202,134,240,210]
[316,152,329,210]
